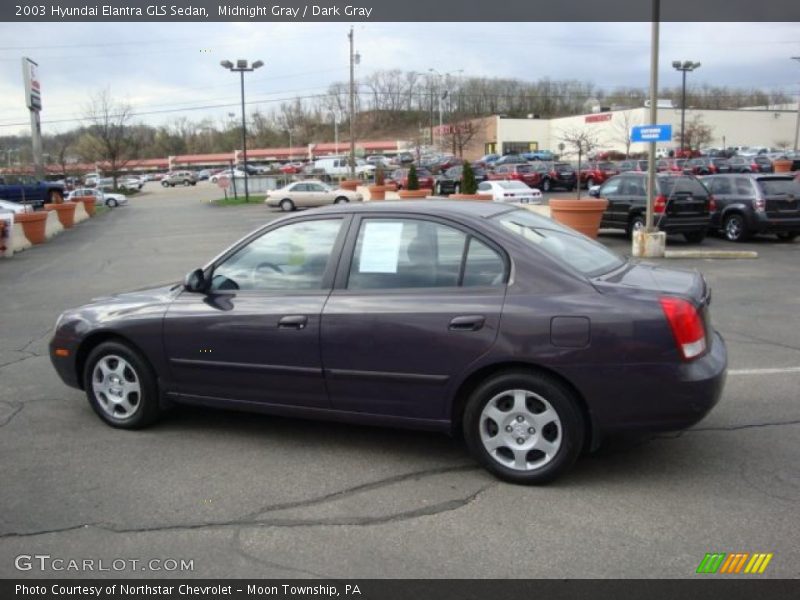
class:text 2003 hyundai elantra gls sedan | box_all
[50,201,726,484]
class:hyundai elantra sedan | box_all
[50,201,727,484]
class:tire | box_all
[108,198,118,208]
[542,179,551,193]
[722,213,747,242]
[334,196,349,204]
[462,370,584,485]
[453,183,460,194]
[83,341,161,429]
[683,230,707,244]
[435,183,442,196]
[161,181,169,187]
[279,198,295,212]
[183,180,191,187]
[776,232,798,242]
[626,214,646,239]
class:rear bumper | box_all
[749,213,800,233]
[572,330,727,434]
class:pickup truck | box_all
[0,174,65,209]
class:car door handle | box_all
[449,315,485,332]
[278,315,308,330]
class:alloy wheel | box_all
[92,355,141,420]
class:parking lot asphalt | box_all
[1,183,798,578]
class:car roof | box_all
[310,199,517,219]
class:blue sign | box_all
[631,124,673,143]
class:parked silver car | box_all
[265,180,363,211]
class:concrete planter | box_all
[450,193,493,201]
[773,159,792,173]
[340,180,361,191]
[45,202,77,229]
[385,182,398,192]
[72,195,96,217]
[368,185,386,200]
[549,198,609,239]
[15,211,48,245]
[397,189,431,199]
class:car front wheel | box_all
[463,370,584,485]
[280,199,295,212]
[107,198,118,208]
[161,181,169,187]
[83,341,161,429]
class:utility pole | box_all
[792,57,800,153]
[645,0,660,234]
[348,27,356,179]
[672,60,701,154]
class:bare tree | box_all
[611,110,637,158]
[675,115,714,151]
[80,90,138,188]
[558,128,600,199]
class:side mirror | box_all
[184,268,207,293]
[588,187,600,198]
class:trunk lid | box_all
[592,262,709,307]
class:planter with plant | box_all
[44,201,77,229]
[368,165,387,201]
[548,128,608,238]
[398,164,430,199]
[450,161,492,200]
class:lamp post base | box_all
[632,230,666,258]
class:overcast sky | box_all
[0,21,797,137]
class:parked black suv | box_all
[590,173,712,243]
[434,164,488,195]
[727,155,773,173]
[703,174,800,242]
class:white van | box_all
[313,156,375,179]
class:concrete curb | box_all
[663,250,759,259]
[44,211,64,239]
[73,201,90,224]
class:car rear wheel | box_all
[463,371,584,485]
[626,215,645,239]
[723,213,747,242]
[542,179,551,193]
[107,198,118,208]
[84,341,161,429]
[183,180,191,186]
[279,199,295,212]
[161,181,169,187]
[776,232,798,242]
[334,196,349,204]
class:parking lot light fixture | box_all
[673,60,701,154]
[220,58,264,202]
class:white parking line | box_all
[728,367,800,376]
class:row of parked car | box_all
[587,171,800,243]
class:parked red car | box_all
[390,168,435,190]
[279,163,302,174]
[578,161,619,189]
[488,164,543,189]
[656,159,689,173]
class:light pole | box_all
[672,60,701,154]
[428,69,463,152]
[330,111,339,155]
[792,57,800,153]
[220,58,264,202]
[348,28,360,179]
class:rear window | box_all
[554,163,573,170]
[597,162,615,170]
[494,209,624,277]
[516,165,532,173]
[658,176,708,196]
[756,178,800,196]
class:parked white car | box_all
[265,180,363,211]
[313,156,375,180]
[118,176,143,191]
[476,180,543,204]
[0,199,34,214]
[66,188,128,208]
[209,168,247,183]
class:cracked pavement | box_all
[1,185,798,578]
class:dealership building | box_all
[453,104,798,160]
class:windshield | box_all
[493,209,625,277]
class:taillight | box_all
[660,296,707,361]
[708,195,716,212]
[654,195,667,213]
[751,162,758,171]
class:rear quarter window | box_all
[757,178,800,196]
